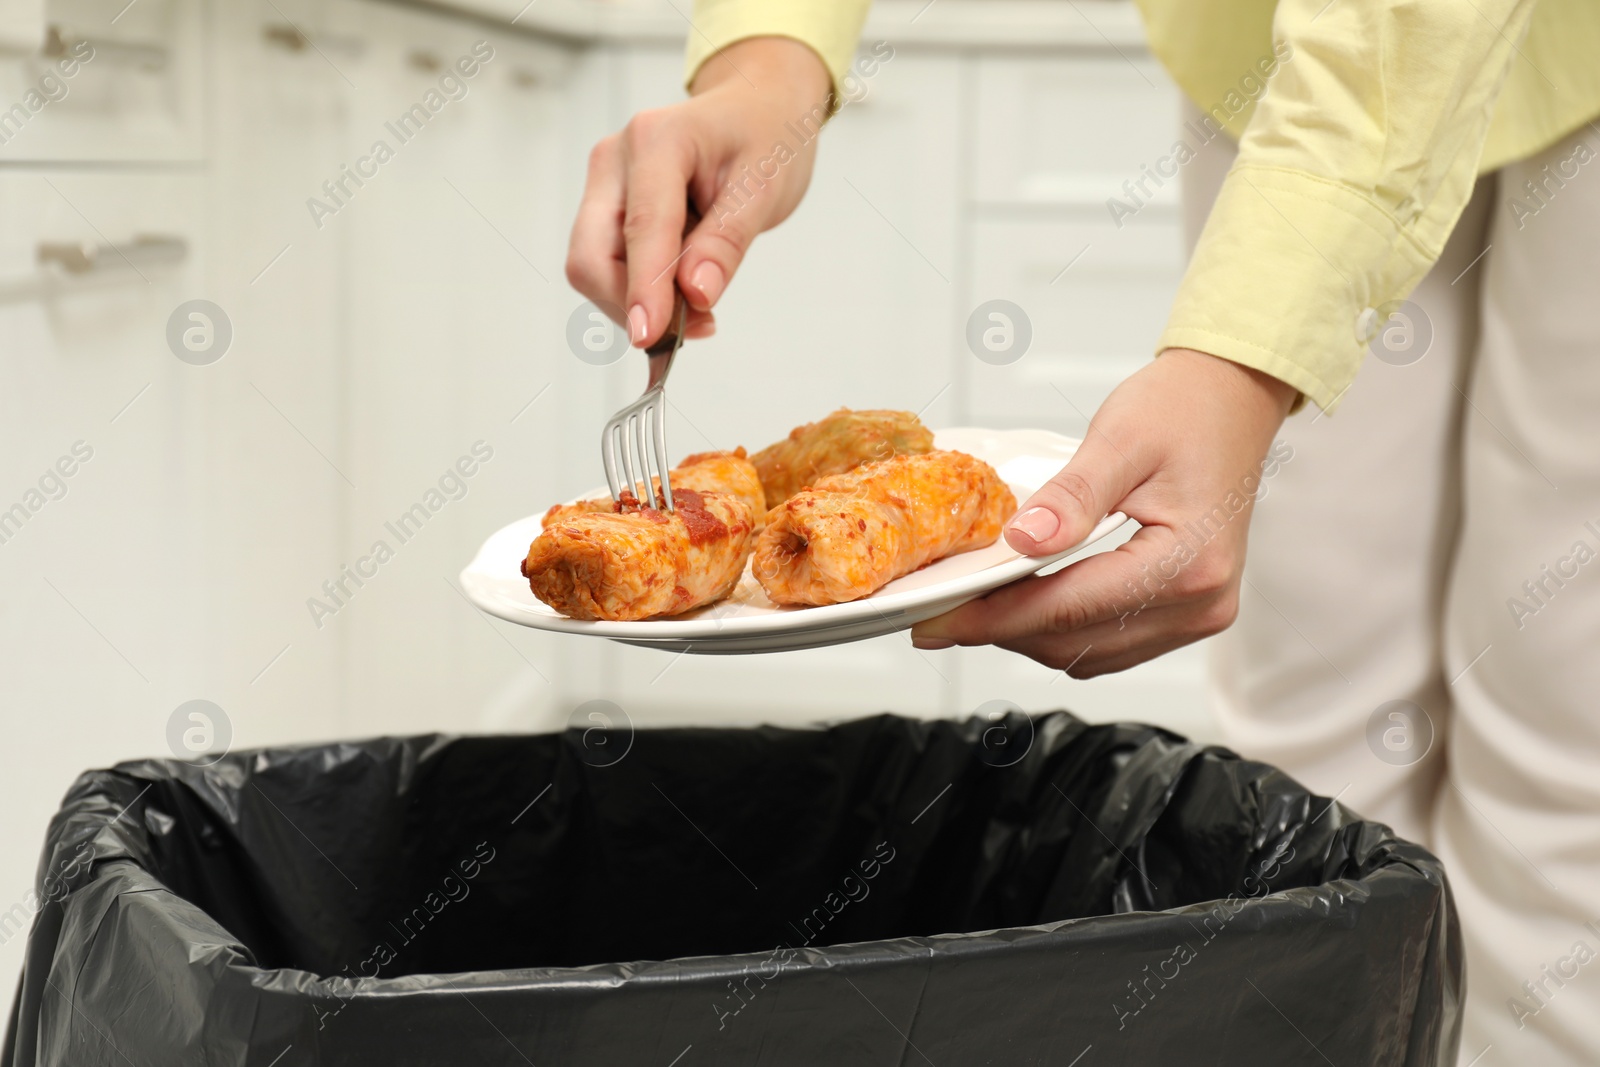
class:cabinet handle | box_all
[407,50,443,73]
[262,23,365,58]
[44,24,167,72]
[37,234,187,275]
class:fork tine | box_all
[651,392,674,511]
[631,408,654,507]
[618,421,633,500]
[627,412,646,508]
[620,414,642,505]
[638,403,660,510]
[603,421,623,503]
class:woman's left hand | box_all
[909,348,1297,677]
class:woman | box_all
[564,1,1600,1061]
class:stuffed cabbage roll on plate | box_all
[521,451,760,621]
[751,408,934,509]
[753,451,1016,606]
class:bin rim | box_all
[82,847,1414,1001]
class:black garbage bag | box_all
[3,711,1461,1066]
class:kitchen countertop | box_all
[413,0,1148,48]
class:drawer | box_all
[0,168,210,689]
[0,0,203,163]
[0,169,205,428]
[959,213,1184,428]
[973,52,1181,207]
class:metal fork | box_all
[601,284,687,511]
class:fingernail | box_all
[690,260,725,305]
[627,304,648,345]
[1007,506,1059,544]
[912,636,955,650]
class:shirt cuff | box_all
[684,0,871,97]
[1156,163,1440,414]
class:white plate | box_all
[460,427,1129,654]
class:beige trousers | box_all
[1185,109,1600,1065]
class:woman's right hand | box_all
[565,37,834,348]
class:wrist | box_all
[1162,347,1298,422]
[691,37,832,109]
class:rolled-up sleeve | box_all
[685,0,873,95]
[1156,0,1540,412]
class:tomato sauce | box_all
[613,487,727,546]
[672,488,728,547]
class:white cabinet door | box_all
[184,0,357,738]
[0,170,207,697]
[0,167,206,1017]
[961,50,1188,430]
[963,214,1185,430]
[972,51,1180,208]
[331,0,574,736]
[0,0,204,163]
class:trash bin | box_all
[3,711,1461,1066]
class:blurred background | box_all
[0,0,1212,1009]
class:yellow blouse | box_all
[685,0,1600,412]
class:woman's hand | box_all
[910,349,1298,676]
[565,37,833,347]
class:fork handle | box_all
[642,199,700,388]
[644,287,685,391]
